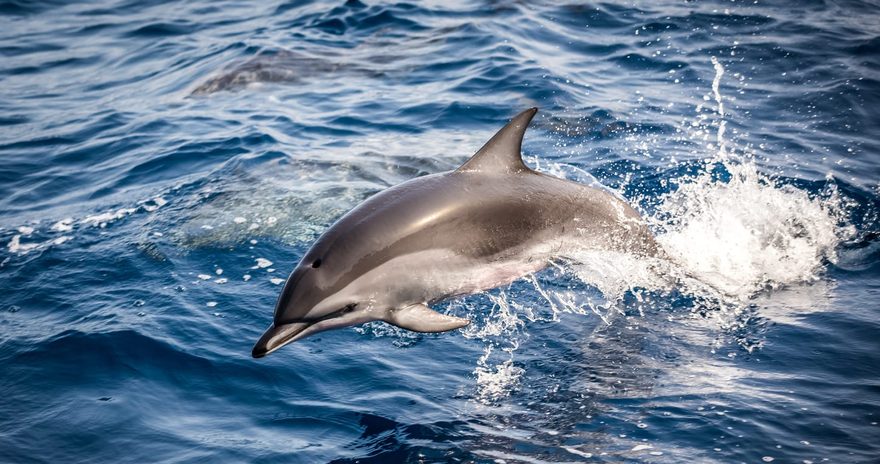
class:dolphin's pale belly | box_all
[423,249,553,302]
[328,240,564,312]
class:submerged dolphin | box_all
[191,49,379,95]
[252,108,660,358]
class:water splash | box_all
[651,162,852,299]
[569,58,854,306]
[464,57,856,401]
[649,57,853,299]
[710,56,727,160]
[461,292,528,402]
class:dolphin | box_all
[191,50,342,95]
[252,107,660,358]
[191,49,380,95]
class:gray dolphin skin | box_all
[252,108,660,358]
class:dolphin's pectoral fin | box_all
[456,107,538,174]
[386,303,470,333]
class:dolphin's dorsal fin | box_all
[456,107,538,174]
[385,303,470,333]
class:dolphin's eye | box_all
[311,258,322,269]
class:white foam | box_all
[51,218,74,232]
[562,447,593,459]
[7,235,37,253]
[651,162,850,299]
[82,208,136,228]
[141,197,167,212]
[471,344,525,402]
[6,228,69,255]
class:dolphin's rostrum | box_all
[252,108,660,358]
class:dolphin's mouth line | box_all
[252,323,310,358]
[296,303,358,324]
[252,304,359,358]
[268,323,309,353]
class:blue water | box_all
[2,1,879,462]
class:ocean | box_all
[1,0,879,462]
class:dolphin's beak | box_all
[253,305,370,358]
[252,322,311,358]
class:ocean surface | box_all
[1,1,879,462]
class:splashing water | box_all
[710,55,728,160]
[465,58,856,401]
[651,162,852,299]
[650,57,854,300]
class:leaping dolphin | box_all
[252,108,660,358]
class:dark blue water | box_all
[2,1,879,462]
